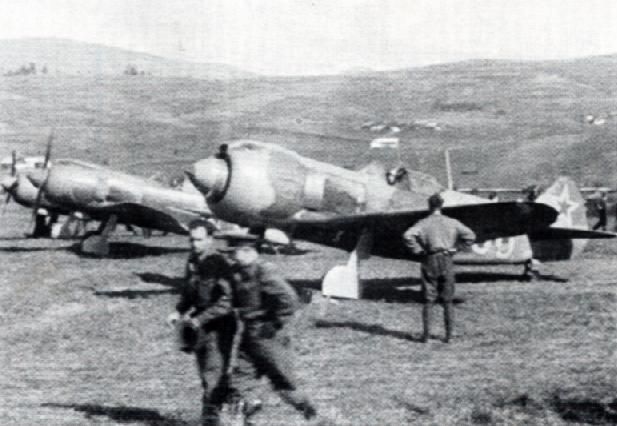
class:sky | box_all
[3,0,617,75]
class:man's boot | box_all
[422,303,432,342]
[444,302,454,343]
[201,403,220,426]
[279,390,317,420]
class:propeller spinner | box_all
[186,144,230,201]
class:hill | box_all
[0,38,252,79]
[0,51,616,188]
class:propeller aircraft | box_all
[24,158,212,256]
[1,136,66,237]
[186,139,615,299]
[2,132,213,256]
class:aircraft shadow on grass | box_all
[0,242,188,259]
[93,273,184,299]
[392,397,431,415]
[493,392,617,424]
[290,271,532,305]
[550,394,617,424]
[93,288,178,299]
[288,277,424,301]
[314,319,424,342]
[70,242,188,259]
[135,272,185,289]
[41,402,189,426]
[0,245,67,253]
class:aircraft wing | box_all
[83,202,209,235]
[292,201,558,243]
[529,227,616,240]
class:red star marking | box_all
[551,184,579,226]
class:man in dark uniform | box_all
[403,193,476,343]
[167,219,236,426]
[221,235,319,423]
[592,191,608,231]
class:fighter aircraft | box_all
[186,139,615,298]
[22,158,212,257]
[1,150,52,211]
[1,138,71,237]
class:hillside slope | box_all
[0,53,616,188]
[0,38,252,79]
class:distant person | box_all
[592,191,608,231]
[488,191,499,202]
[220,234,321,423]
[403,193,476,343]
[167,219,236,426]
[524,185,539,202]
[30,208,52,238]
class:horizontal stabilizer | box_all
[530,227,616,240]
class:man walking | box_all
[221,234,320,423]
[167,219,236,426]
[403,193,476,343]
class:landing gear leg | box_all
[523,258,541,281]
[30,213,52,238]
[80,215,118,257]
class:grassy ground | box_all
[0,206,615,425]
[1,56,616,425]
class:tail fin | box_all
[536,176,588,230]
[533,176,589,259]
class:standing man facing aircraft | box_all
[403,193,476,343]
[167,219,236,426]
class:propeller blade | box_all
[29,172,48,233]
[43,130,54,169]
[28,131,54,233]
[30,187,45,223]
[1,193,11,217]
[11,150,17,177]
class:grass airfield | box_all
[0,207,615,425]
[1,53,617,424]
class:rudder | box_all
[534,176,588,259]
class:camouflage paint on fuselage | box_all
[26,159,210,233]
[191,141,597,266]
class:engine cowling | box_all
[44,166,108,207]
[191,142,308,226]
[190,141,368,227]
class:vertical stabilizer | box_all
[537,177,588,230]
[534,176,589,259]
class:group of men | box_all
[167,219,318,425]
[169,192,475,425]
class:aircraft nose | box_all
[187,158,229,198]
[26,169,48,188]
